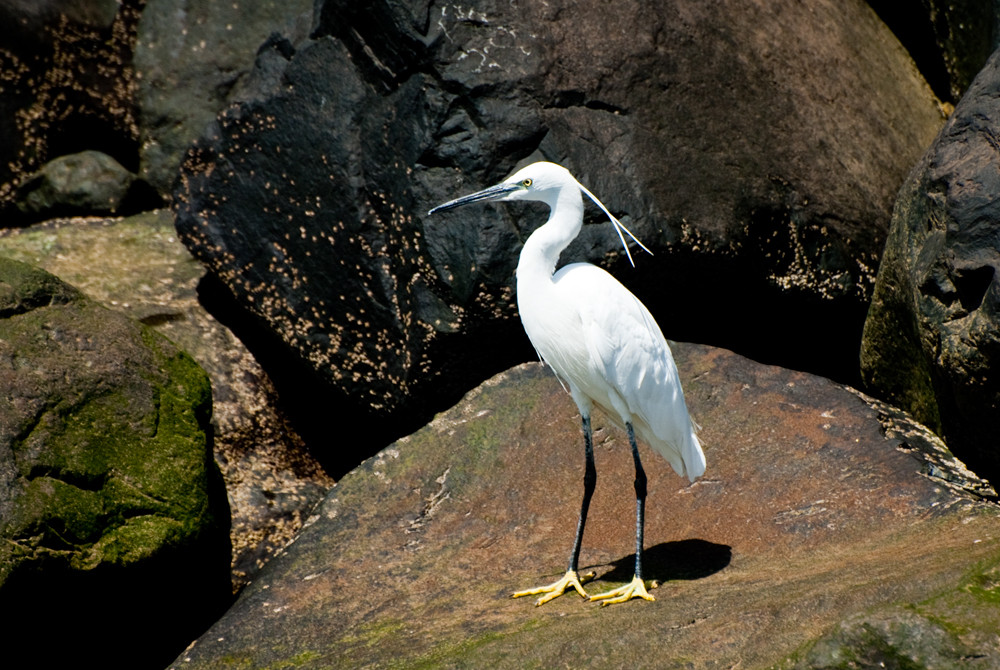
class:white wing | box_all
[551,263,706,482]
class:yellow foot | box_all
[589,575,658,606]
[512,570,595,606]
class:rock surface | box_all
[0,212,334,590]
[861,47,1000,485]
[134,0,313,196]
[0,0,145,217]
[169,346,999,669]
[0,257,231,669]
[15,150,136,219]
[869,0,999,102]
[175,0,944,472]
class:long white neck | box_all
[515,185,584,283]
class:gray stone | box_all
[15,150,135,218]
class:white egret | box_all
[429,161,705,606]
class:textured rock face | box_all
[175,0,943,468]
[0,258,231,670]
[133,0,313,196]
[869,0,999,102]
[167,347,999,669]
[861,48,1000,484]
[0,0,144,217]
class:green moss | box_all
[404,617,549,670]
[0,256,82,315]
[0,259,219,584]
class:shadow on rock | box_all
[594,539,733,586]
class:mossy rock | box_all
[0,257,231,670]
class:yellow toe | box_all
[589,575,656,606]
[512,570,595,606]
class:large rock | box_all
[175,0,943,469]
[861,48,1000,484]
[134,0,313,196]
[0,212,334,590]
[168,346,1000,669]
[0,257,231,670]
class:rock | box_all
[0,212,334,590]
[175,0,943,470]
[786,608,1000,669]
[134,0,313,196]
[0,1,146,218]
[0,257,231,670]
[15,150,136,219]
[167,346,999,669]
[861,48,1000,485]
[868,0,999,102]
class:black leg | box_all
[567,415,597,573]
[627,422,647,580]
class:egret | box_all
[429,161,705,606]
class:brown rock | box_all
[168,344,1000,668]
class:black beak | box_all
[428,182,521,215]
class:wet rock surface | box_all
[169,347,999,669]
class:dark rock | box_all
[861,48,1000,485]
[0,212,334,591]
[134,0,313,197]
[15,150,135,219]
[0,257,232,670]
[167,345,999,669]
[0,0,144,219]
[175,0,943,473]
[868,0,1000,103]
[0,1,120,48]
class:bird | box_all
[428,161,705,606]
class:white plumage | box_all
[429,161,705,606]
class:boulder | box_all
[15,150,136,219]
[861,48,1000,484]
[0,211,334,590]
[175,0,943,471]
[0,257,231,670]
[168,345,999,669]
[134,0,313,196]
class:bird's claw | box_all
[512,570,595,606]
[589,575,656,606]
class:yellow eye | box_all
[522,178,533,187]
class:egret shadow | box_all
[591,539,731,584]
